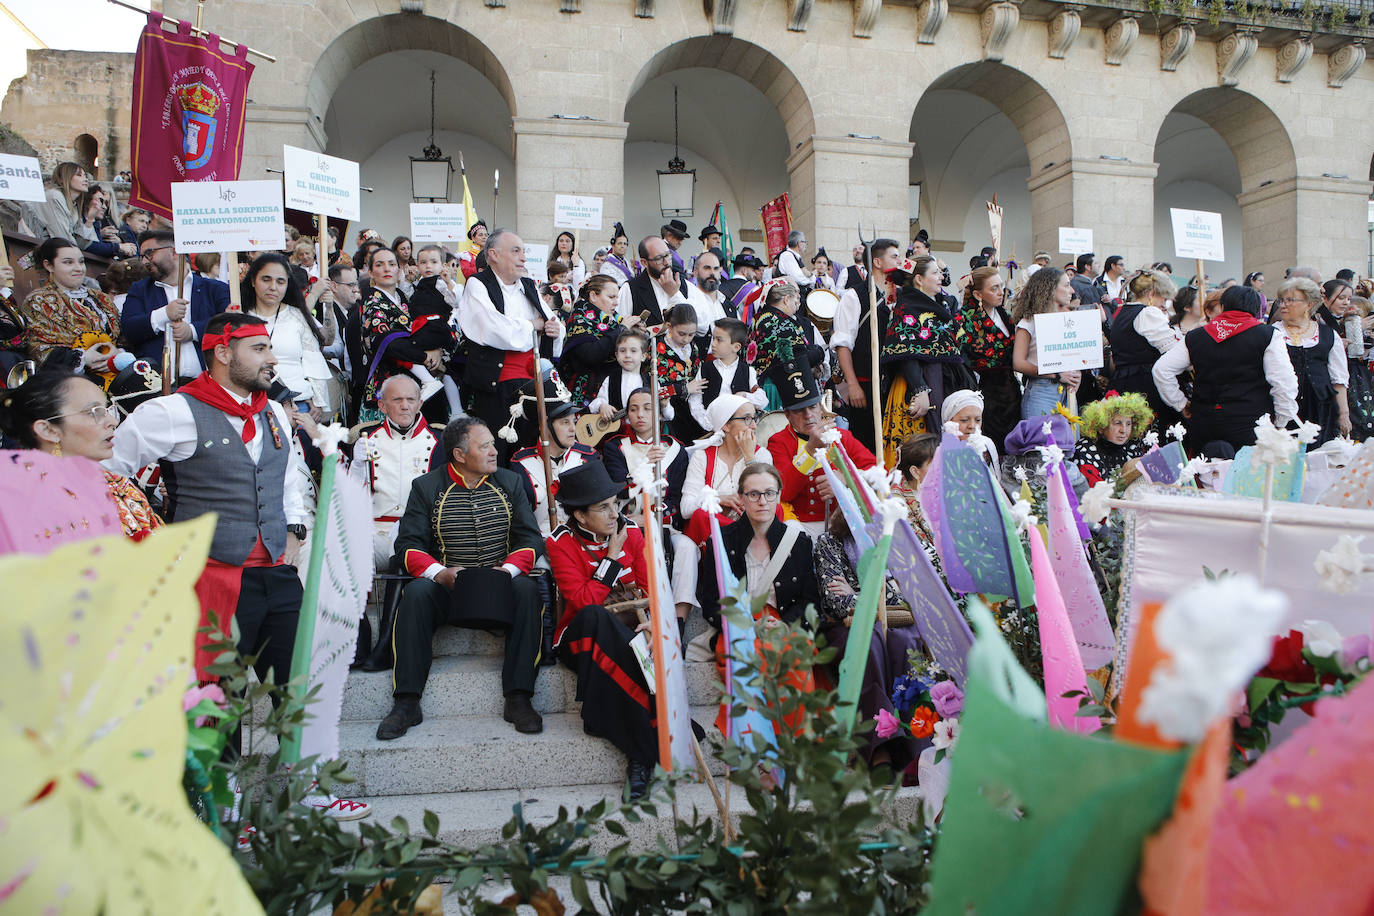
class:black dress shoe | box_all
[626,758,652,800]
[376,695,423,740]
[502,691,544,734]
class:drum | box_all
[806,288,839,337]
[756,409,790,445]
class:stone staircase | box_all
[335,604,734,850]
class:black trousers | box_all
[469,378,531,466]
[557,604,657,765]
[392,576,542,697]
[228,564,302,757]
[821,620,922,770]
[843,396,878,454]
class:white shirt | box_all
[459,273,564,356]
[1152,326,1299,425]
[688,358,768,430]
[102,383,307,525]
[150,277,201,379]
[1104,274,1126,301]
[260,305,333,410]
[680,445,772,518]
[777,249,809,287]
[616,276,689,323]
[1273,321,1350,387]
[590,368,660,415]
[1128,303,1184,355]
[687,284,728,331]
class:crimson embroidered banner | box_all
[759,192,791,263]
[130,12,254,219]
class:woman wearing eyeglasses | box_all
[0,370,161,540]
[680,394,772,542]
[21,238,134,380]
[1273,277,1351,444]
[697,461,819,735]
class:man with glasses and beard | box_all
[617,236,691,328]
[118,229,230,382]
[105,311,310,684]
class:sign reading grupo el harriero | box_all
[171,179,285,253]
[283,145,361,221]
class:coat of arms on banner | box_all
[177,81,221,170]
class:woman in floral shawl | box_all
[747,278,826,409]
[880,256,973,466]
[956,265,1021,452]
[559,275,634,406]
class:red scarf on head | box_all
[1204,310,1261,343]
[178,372,269,443]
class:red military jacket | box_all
[766,426,877,523]
[546,520,650,642]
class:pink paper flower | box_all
[930,680,964,718]
[182,683,226,727]
[874,708,901,739]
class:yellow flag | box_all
[1,518,265,915]
[461,173,480,254]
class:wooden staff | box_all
[1195,258,1207,305]
[649,331,663,533]
[531,329,558,533]
[162,254,186,395]
[863,231,883,467]
[226,253,241,309]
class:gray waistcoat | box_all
[162,393,289,565]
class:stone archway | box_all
[623,35,816,252]
[1157,88,1298,282]
[913,62,1074,269]
[306,15,517,234]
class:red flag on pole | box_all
[759,193,792,263]
[129,12,255,218]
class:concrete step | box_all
[346,782,925,856]
[337,707,723,797]
[341,656,722,722]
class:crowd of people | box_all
[4,157,1374,802]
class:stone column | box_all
[242,106,324,180]
[788,135,913,254]
[1237,175,1372,281]
[1026,158,1158,269]
[511,117,628,241]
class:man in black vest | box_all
[719,253,762,314]
[459,229,563,464]
[1153,285,1298,452]
[831,238,902,452]
[616,236,690,328]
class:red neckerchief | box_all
[178,372,268,444]
[1205,310,1261,343]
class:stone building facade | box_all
[142,0,1374,278]
[1,49,135,180]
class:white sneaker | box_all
[418,378,444,402]
[304,792,372,821]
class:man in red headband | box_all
[105,313,369,820]
[106,311,309,677]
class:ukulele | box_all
[576,408,627,447]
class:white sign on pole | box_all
[1058,227,1094,256]
[553,194,604,231]
[0,153,46,202]
[409,203,467,244]
[524,243,549,281]
[283,145,361,221]
[1033,310,1104,374]
[171,180,285,253]
[1169,208,1225,262]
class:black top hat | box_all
[555,459,622,508]
[733,253,763,269]
[775,357,822,411]
[520,395,576,426]
[662,219,689,239]
[698,224,721,241]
